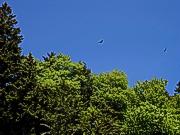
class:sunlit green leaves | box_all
[1,3,180,134]
[134,79,169,106]
[124,101,180,134]
[32,53,93,134]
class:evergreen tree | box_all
[0,2,23,133]
[0,2,22,82]
[0,3,38,134]
[175,81,180,94]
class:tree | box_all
[123,101,180,135]
[0,2,23,134]
[1,2,180,135]
[123,79,180,135]
[26,53,93,134]
[0,2,22,93]
[79,70,137,134]
[133,78,169,107]
[175,81,180,94]
[0,3,38,134]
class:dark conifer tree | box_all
[0,2,23,133]
[175,81,180,94]
[0,3,38,134]
[0,2,22,88]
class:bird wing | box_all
[98,40,103,43]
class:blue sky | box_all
[3,0,180,95]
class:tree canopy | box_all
[0,2,180,135]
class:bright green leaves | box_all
[124,79,180,135]
[34,59,132,134]
[91,70,129,112]
[124,102,163,134]
[134,79,169,106]
[93,70,128,90]
[33,53,93,134]
[79,70,130,134]
[1,2,180,135]
[124,101,180,135]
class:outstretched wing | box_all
[164,48,167,52]
[98,39,104,43]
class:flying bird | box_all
[163,48,167,52]
[98,39,104,44]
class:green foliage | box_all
[133,79,169,107]
[79,70,135,134]
[0,2,24,134]
[124,101,180,135]
[0,3,39,134]
[124,79,180,135]
[0,2,22,100]
[26,53,93,134]
[1,2,180,135]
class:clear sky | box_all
[3,0,180,95]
